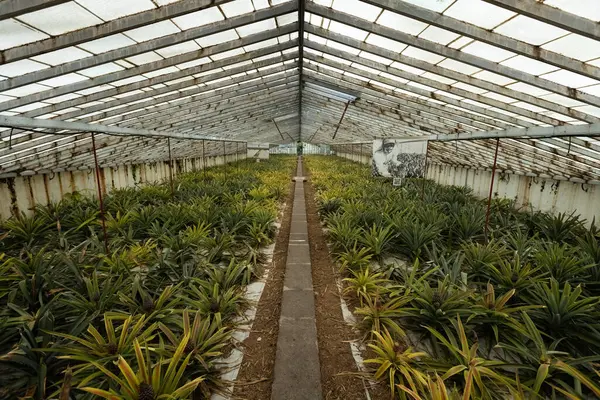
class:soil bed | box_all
[304,170,382,400]
[232,180,294,399]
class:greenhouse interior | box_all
[2,0,600,399]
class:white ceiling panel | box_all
[17,3,103,35]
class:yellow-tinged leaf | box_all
[81,387,121,400]
[87,325,106,345]
[105,316,117,344]
[116,356,139,390]
[442,365,466,380]
[170,376,205,398]
[134,340,148,383]
[462,368,473,400]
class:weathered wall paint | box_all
[337,152,600,225]
[247,148,270,159]
[0,153,246,221]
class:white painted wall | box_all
[336,153,600,225]
[247,148,270,159]
[0,153,246,221]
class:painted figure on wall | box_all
[372,139,427,178]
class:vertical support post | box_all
[421,141,429,201]
[167,137,174,197]
[91,133,109,254]
[223,141,227,179]
[202,140,207,177]
[236,142,239,172]
[485,138,501,239]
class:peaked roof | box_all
[0,0,599,183]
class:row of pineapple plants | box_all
[0,155,296,400]
[305,155,600,399]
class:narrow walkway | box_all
[271,157,323,400]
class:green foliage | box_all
[0,156,296,399]
[305,156,600,400]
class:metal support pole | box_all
[223,141,227,179]
[91,133,109,254]
[332,101,350,140]
[421,141,429,201]
[202,139,207,177]
[485,138,501,239]
[236,142,239,172]
[167,137,174,197]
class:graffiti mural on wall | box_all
[372,139,428,178]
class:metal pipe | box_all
[298,0,305,141]
[421,141,429,201]
[223,141,227,179]
[332,101,350,140]
[485,138,501,239]
[91,133,109,254]
[167,137,174,197]
[202,139,207,177]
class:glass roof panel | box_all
[418,26,460,45]
[210,48,246,61]
[277,13,298,26]
[493,15,568,46]
[126,51,164,65]
[328,21,368,41]
[177,58,211,70]
[78,62,125,77]
[45,93,82,104]
[500,55,558,76]
[332,0,381,22]
[0,60,49,78]
[472,70,516,86]
[156,41,201,58]
[32,47,92,66]
[124,20,181,42]
[505,82,551,97]
[112,76,148,86]
[0,19,49,50]
[327,40,360,56]
[449,36,474,49]
[540,69,599,88]
[172,7,224,30]
[437,59,481,75]
[358,51,393,66]
[422,72,456,85]
[402,47,445,64]
[461,41,517,63]
[452,82,487,94]
[39,73,88,87]
[579,84,600,96]
[481,91,517,103]
[78,34,137,54]
[143,66,180,78]
[377,11,427,35]
[220,0,255,18]
[17,3,104,35]
[237,19,277,37]
[390,62,425,76]
[253,0,270,10]
[196,30,239,47]
[366,34,407,53]
[75,0,156,20]
[544,0,600,22]
[542,34,600,61]
[401,0,453,13]
[443,0,515,30]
